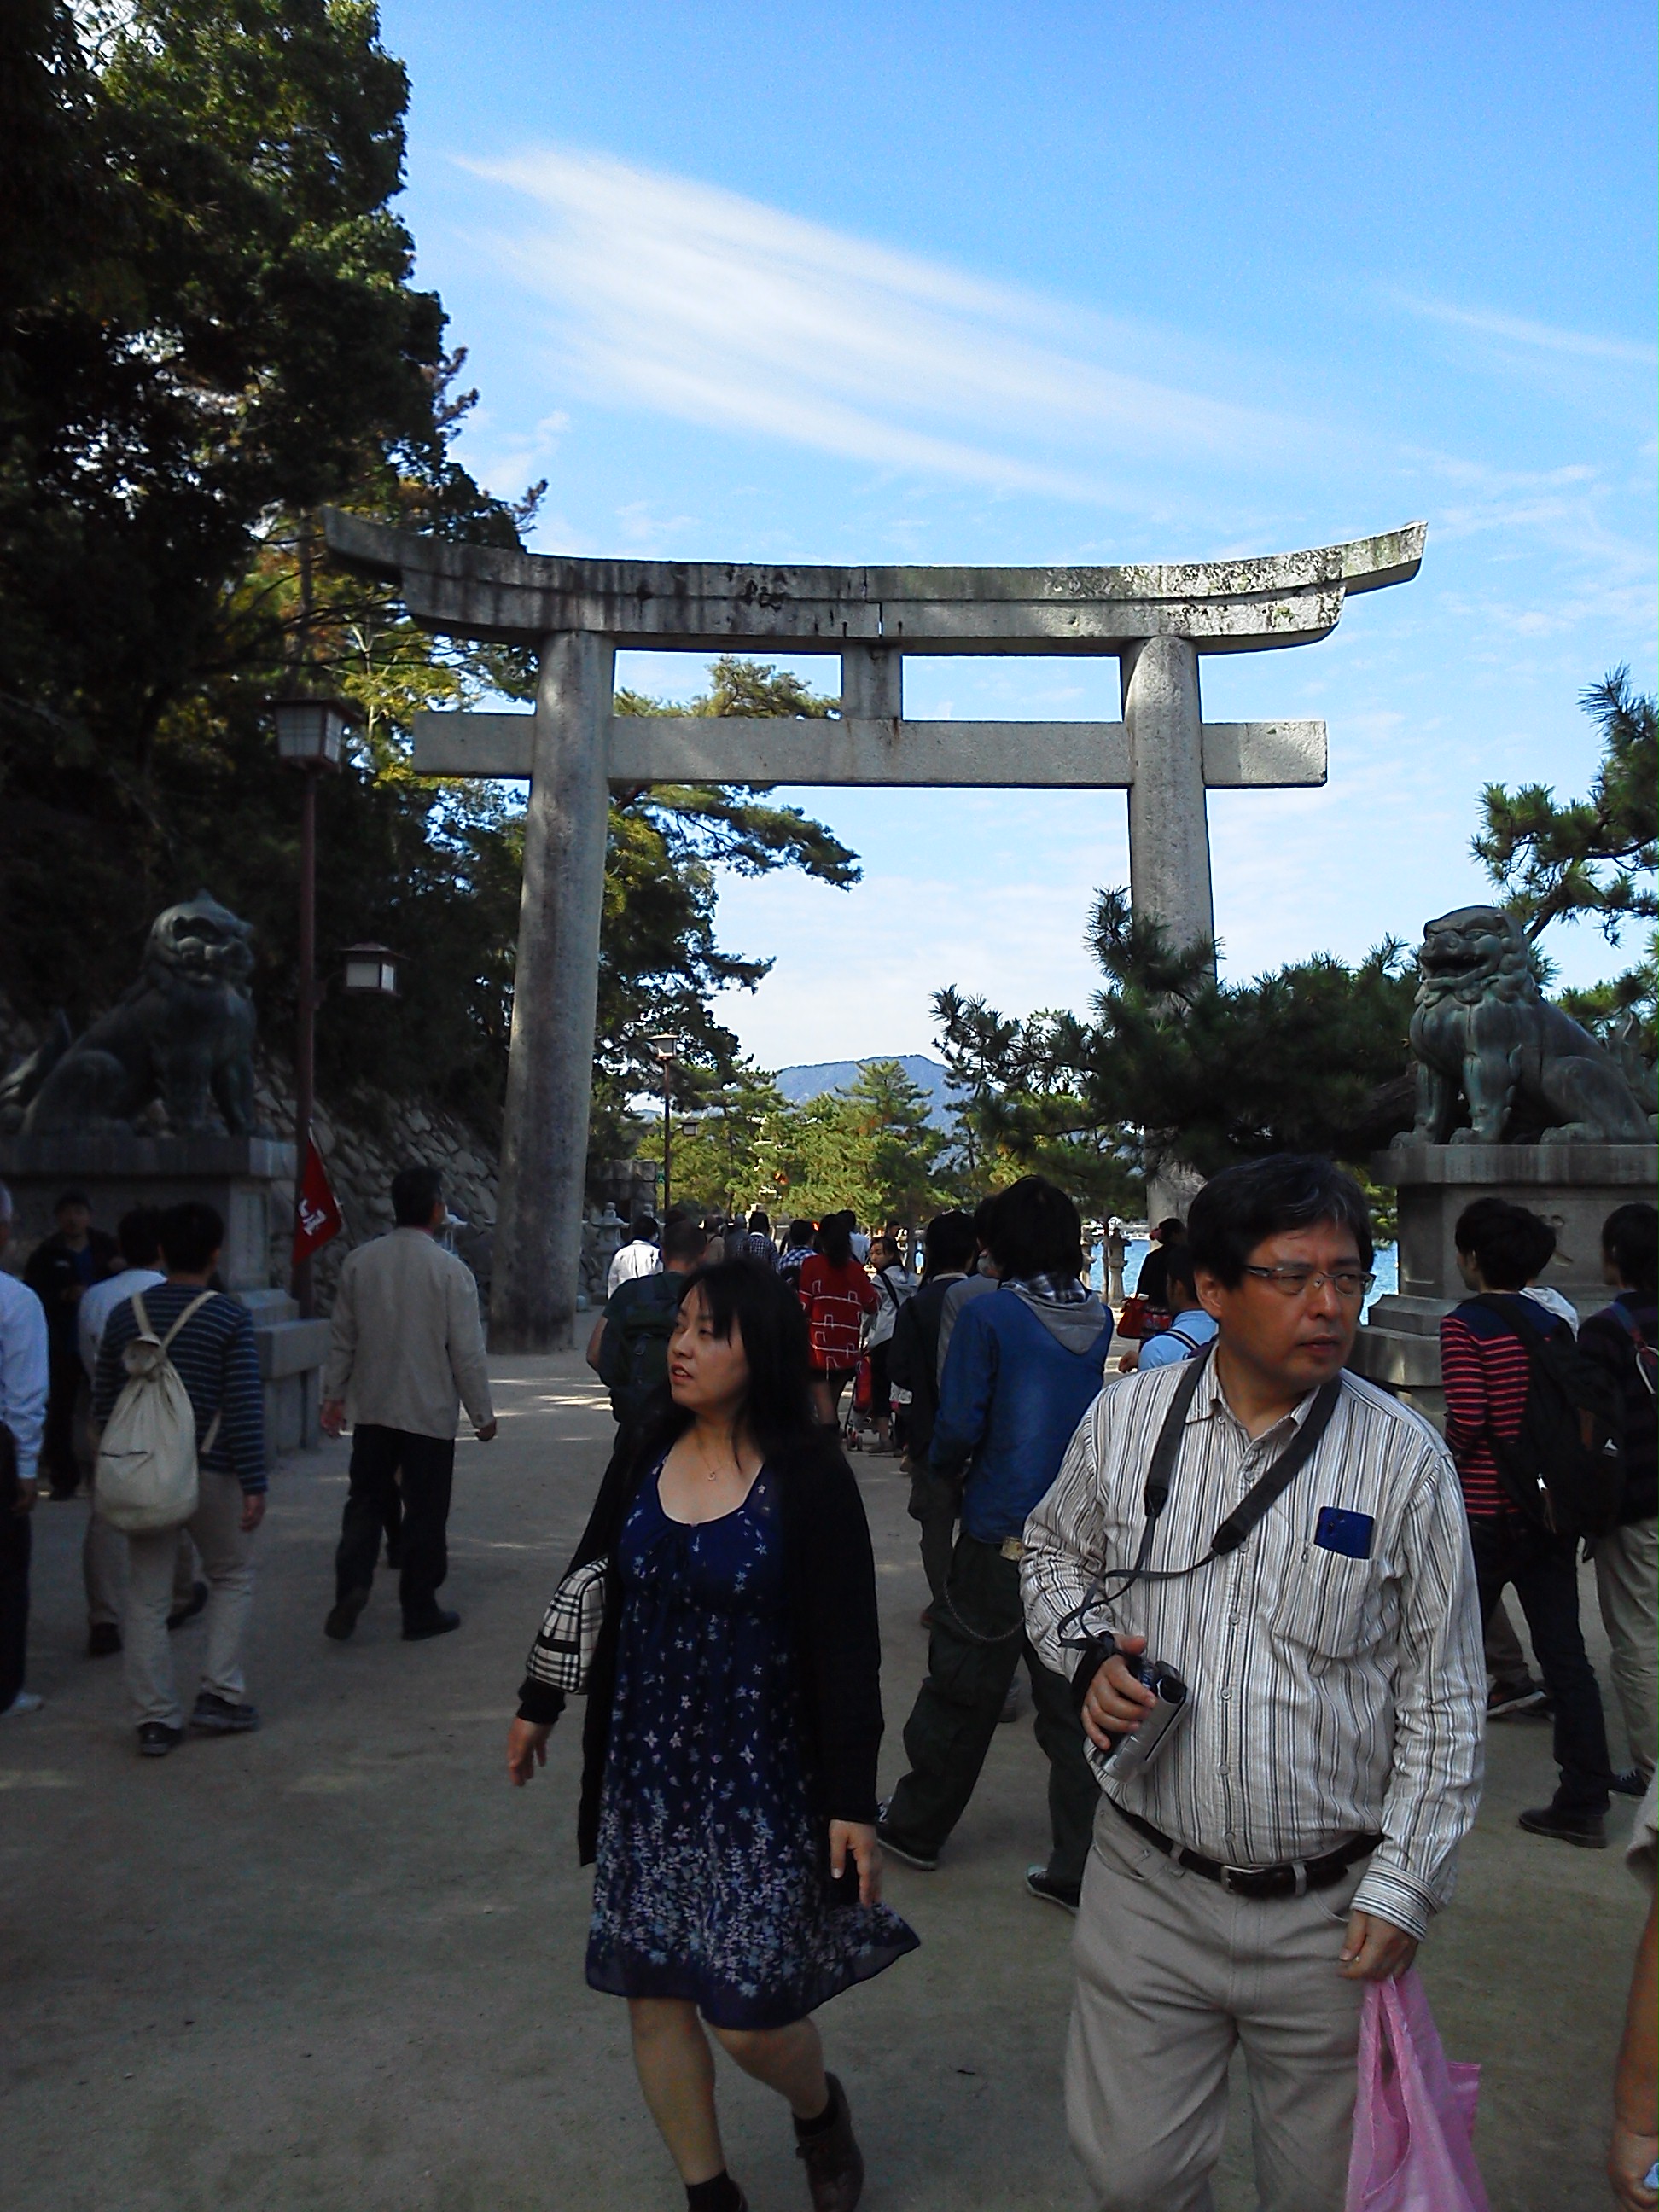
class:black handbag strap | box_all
[1060,1349,1344,1641]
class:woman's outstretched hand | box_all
[507,1718,552,1786]
[829,1820,882,1906]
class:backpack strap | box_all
[145,1290,224,1458]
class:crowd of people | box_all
[0,1162,1653,2209]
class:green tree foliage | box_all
[1476,669,1657,942]
[771,1061,951,1229]
[596,660,856,1150]
[1475,667,1656,1053]
[634,1059,791,1220]
[0,5,859,1144]
[935,890,1417,1190]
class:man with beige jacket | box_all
[321,1167,496,1644]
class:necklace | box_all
[692,1429,739,1483]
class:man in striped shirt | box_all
[93,1201,266,1757]
[1022,1155,1483,2212]
[1441,1198,1614,1848]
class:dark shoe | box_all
[402,1609,461,1642]
[1487,1680,1548,1720]
[875,1807,938,1872]
[49,1484,79,1502]
[324,1586,370,1642]
[138,1722,183,1758]
[87,1622,122,1658]
[167,1580,209,1632]
[1611,1768,1648,1799]
[1025,1864,1081,1913]
[189,1692,260,1735]
[1518,1802,1606,1848]
[795,2074,864,2212]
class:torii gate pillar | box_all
[1122,634,1214,952]
[493,629,614,1351]
[323,513,1424,1349]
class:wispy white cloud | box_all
[457,147,1313,507]
[1385,288,1658,370]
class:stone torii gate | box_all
[324,511,1424,1350]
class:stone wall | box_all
[248,1053,499,1315]
[0,993,666,1325]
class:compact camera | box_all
[1100,1654,1190,1782]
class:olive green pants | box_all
[885,1533,1099,1889]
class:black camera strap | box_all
[1059,1348,1344,1643]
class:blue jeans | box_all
[1469,1512,1612,1813]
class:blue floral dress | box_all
[585,1462,919,2029]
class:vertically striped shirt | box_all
[1022,1352,1484,1941]
[1440,1300,1535,1517]
[93,1284,267,1493]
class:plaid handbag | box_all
[525,1557,608,1694]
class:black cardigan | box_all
[518,1434,887,1865]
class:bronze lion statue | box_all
[1400,905,1655,1146]
[16,892,265,1137]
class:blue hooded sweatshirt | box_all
[930,1283,1114,1542]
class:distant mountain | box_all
[773,1055,960,1131]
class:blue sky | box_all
[380,0,1656,1069]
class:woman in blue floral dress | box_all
[509,1261,917,2212]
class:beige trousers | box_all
[123,1474,255,1730]
[1595,1516,1657,1784]
[84,1490,196,1630]
[1068,1803,1366,2212]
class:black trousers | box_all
[335,1425,455,1626]
[884,1534,1100,1889]
[0,1508,31,1709]
[1469,1511,1613,1813]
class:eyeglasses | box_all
[1240,1264,1376,1301]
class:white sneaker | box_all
[1,1690,44,1717]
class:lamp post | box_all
[649,1033,678,1217]
[272,691,354,1316]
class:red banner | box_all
[292,1136,343,1266]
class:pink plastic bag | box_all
[1345,1969,1489,2212]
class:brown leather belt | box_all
[1108,1796,1381,1901]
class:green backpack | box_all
[603,1276,686,1428]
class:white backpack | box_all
[96,1290,220,1534]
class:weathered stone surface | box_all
[329,512,1424,1353]
[324,509,1424,653]
[1400,906,1656,1146]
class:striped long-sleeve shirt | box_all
[93,1284,266,1493]
[1440,1299,1534,1518]
[1021,1353,1484,1941]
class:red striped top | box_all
[1440,1309,1532,1517]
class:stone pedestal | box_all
[0,1133,329,1462]
[1350,1144,1658,1423]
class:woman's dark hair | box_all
[1454,1199,1555,1291]
[1155,1216,1186,1243]
[983,1176,1083,1280]
[391,1164,444,1226]
[1187,1155,1373,1285]
[748,1209,771,1236]
[1603,1202,1657,1295]
[631,1260,830,1475]
[816,1214,853,1267]
[923,1209,977,1279]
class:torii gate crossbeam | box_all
[324,512,1423,1350]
